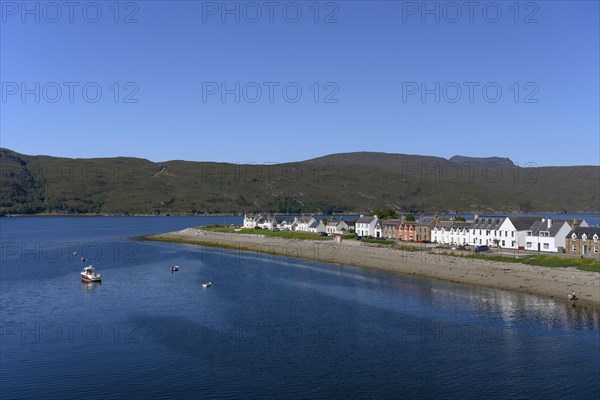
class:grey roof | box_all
[356,216,376,224]
[567,227,600,239]
[472,216,505,229]
[381,219,402,227]
[297,216,314,223]
[308,221,320,229]
[417,217,436,227]
[506,216,540,231]
[276,217,294,224]
[434,221,454,230]
[450,221,472,230]
[529,219,570,237]
[328,220,346,226]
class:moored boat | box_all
[81,265,102,282]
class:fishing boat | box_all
[81,265,102,282]
[202,281,212,288]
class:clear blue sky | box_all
[1,0,598,166]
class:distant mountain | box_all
[448,155,514,167]
[1,148,598,215]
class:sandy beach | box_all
[143,228,600,305]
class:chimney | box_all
[547,218,552,228]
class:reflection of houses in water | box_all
[428,286,600,334]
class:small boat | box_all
[80,257,87,262]
[81,265,102,282]
[202,281,212,288]
[568,292,578,301]
[170,265,180,273]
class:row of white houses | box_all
[244,213,597,255]
[243,214,349,235]
[431,215,590,253]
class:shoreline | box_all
[142,228,600,306]
[3,211,598,218]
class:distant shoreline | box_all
[4,211,599,218]
[141,228,600,306]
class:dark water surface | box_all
[1,217,599,399]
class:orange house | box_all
[398,218,417,241]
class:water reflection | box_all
[429,285,600,334]
[82,281,101,294]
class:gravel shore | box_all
[143,228,600,305]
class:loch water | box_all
[1,216,599,399]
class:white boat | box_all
[171,265,180,272]
[202,281,212,288]
[81,265,102,282]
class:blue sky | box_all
[1,0,598,166]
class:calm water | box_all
[1,216,599,399]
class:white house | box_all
[374,220,383,238]
[448,221,471,245]
[308,220,327,234]
[497,216,540,249]
[243,214,262,228]
[525,218,589,253]
[355,215,378,237]
[469,216,506,247]
[326,219,349,235]
[294,216,316,232]
[256,215,277,230]
[276,217,297,231]
[432,221,453,244]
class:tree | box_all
[406,214,416,221]
[372,209,398,219]
[454,216,466,222]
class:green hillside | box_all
[1,148,598,215]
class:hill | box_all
[1,148,598,215]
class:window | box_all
[540,231,549,237]
[594,246,598,253]
[511,241,515,247]
[526,231,532,236]
[511,232,514,237]
[502,240,505,246]
[572,245,577,252]
[543,243,549,249]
